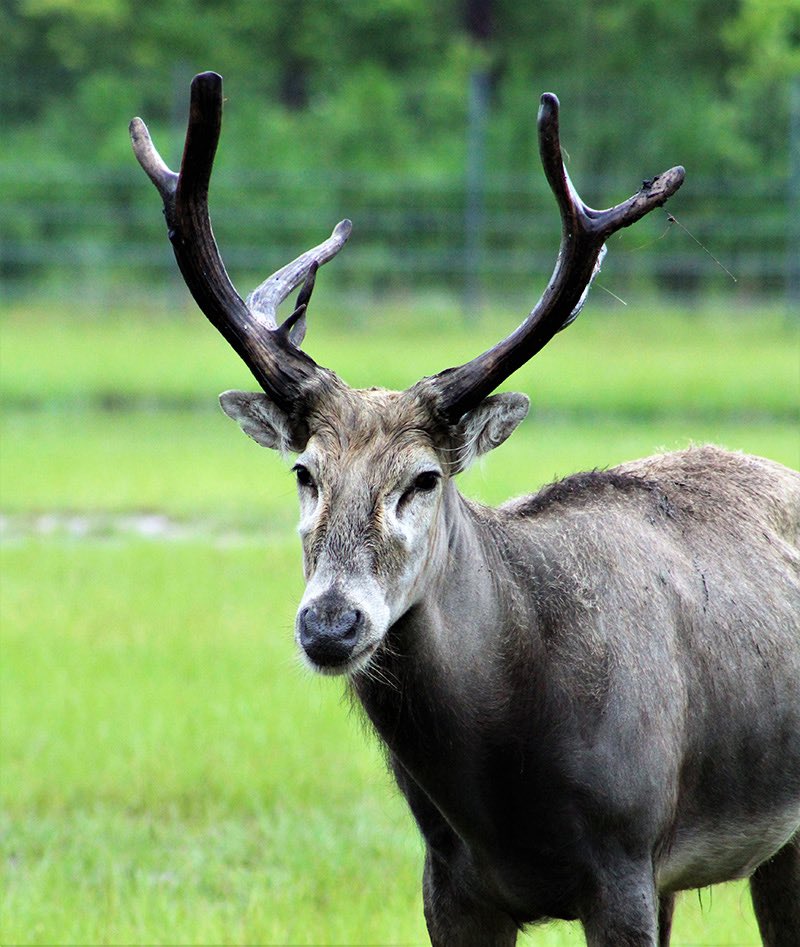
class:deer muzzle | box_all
[297,591,368,673]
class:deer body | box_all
[132,73,800,945]
[352,444,800,942]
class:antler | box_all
[130,71,350,413]
[422,93,685,423]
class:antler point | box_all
[538,92,560,122]
[335,219,353,240]
[192,71,223,89]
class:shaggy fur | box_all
[223,383,800,947]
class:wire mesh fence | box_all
[0,161,795,312]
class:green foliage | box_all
[724,0,800,165]
[726,0,800,84]
[3,0,797,176]
[3,0,797,301]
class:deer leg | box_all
[422,849,518,947]
[580,861,659,947]
[657,893,676,947]
[749,831,800,947]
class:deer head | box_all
[131,72,684,676]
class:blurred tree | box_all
[724,0,800,170]
[4,0,794,178]
[1,0,794,297]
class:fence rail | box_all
[1,164,794,307]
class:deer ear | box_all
[450,392,529,473]
[219,390,306,453]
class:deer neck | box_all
[351,481,528,745]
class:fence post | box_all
[464,67,489,318]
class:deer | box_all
[131,72,800,946]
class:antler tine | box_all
[130,71,346,415]
[424,93,685,424]
[247,219,352,346]
[129,118,178,204]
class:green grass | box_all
[1,299,796,944]
[1,409,797,521]
[1,541,425,944]
[1,299,798,418]
[2,298,797,519]
[1,541,763,945]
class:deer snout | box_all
[298,593,364,671]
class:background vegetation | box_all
[5,0,797,175]
[2,0,799,301]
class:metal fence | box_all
[1,162,795,310]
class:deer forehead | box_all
[296,394,443,578]
[302,389,443,483]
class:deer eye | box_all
[293,464,316,491]
[398,470,440,512]
[413,471,440,493]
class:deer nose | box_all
[298,597,363,669]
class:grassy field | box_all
[1,298,798,945]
